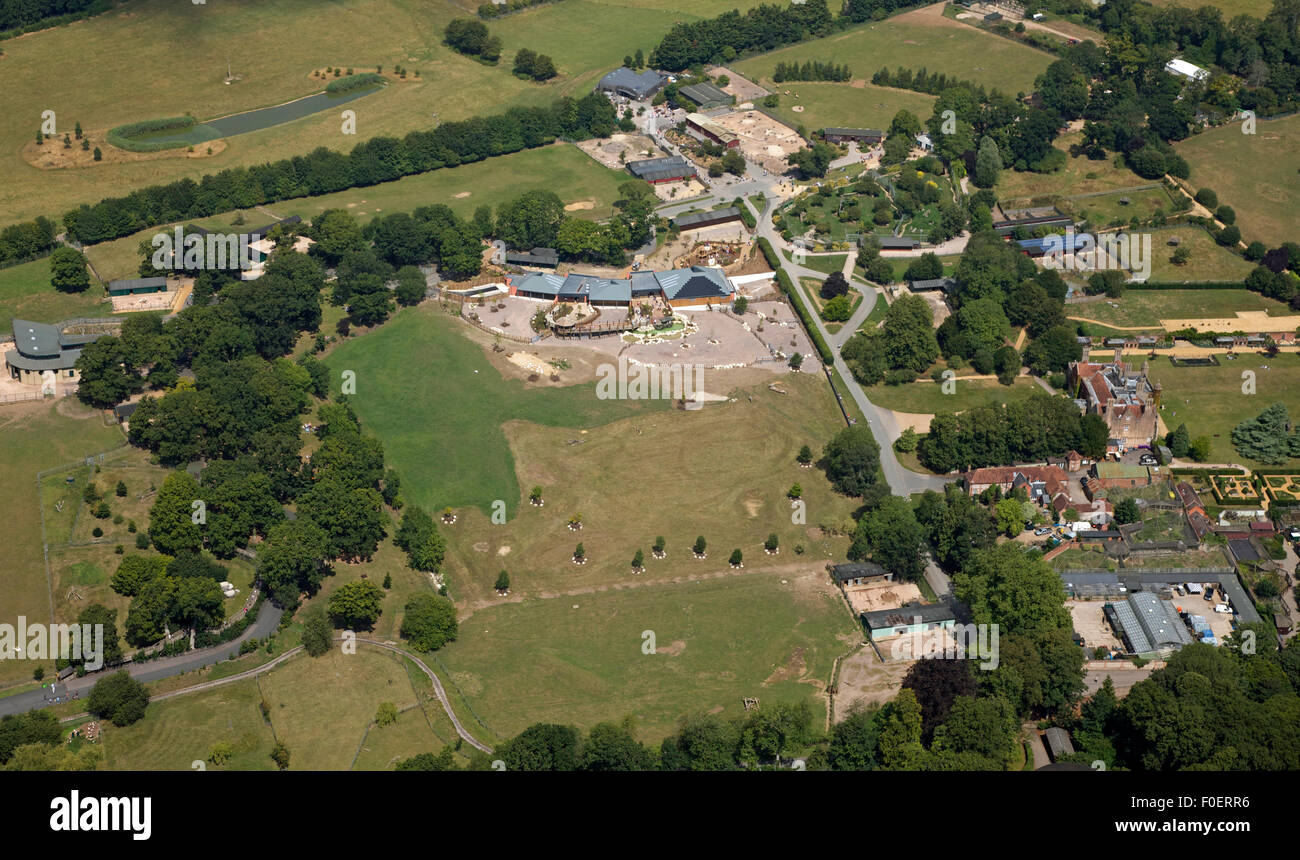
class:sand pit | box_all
[453,191,472,199]
[564,200,595,211]
[507,352,552,375]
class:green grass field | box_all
[996,134,1160,202]
[1068,288,1288,330]
[78,143,629,282]
[800,253,848,275]
[1177,114,1300,246]
[1144,227,1257,282]
[734,6,1053,97]
[1147,353,1300,466]
[435,567,858,741]
[762,82,934,134]
[864,375,1043,414]
[102,648,469,770]
[0,0,762,232]
[323,306,667,518]
[0,400,125,687]
[0,259,110,334]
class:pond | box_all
[122,85,384,148]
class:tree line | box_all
[61,95,618,245]
[772,60,851,83]
[647,0,837,72]
[0,0,113,36]
[0,215,57,267]
[871,66,991,97]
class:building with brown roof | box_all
[1068,355,1159,452]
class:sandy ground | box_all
[1068,600,1124,652]
[652,179,708,203]
[23,135,227,170]
[708,109,806,174]
[574,133,665,171]
[843,581,923,615]
[564,200,595,212]
[708,66,770,102]
[833,645,911,722]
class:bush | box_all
[106,116,198,153]
[87,670,149,727]
[325,73,385,94]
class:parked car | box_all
[1139,454,1157,466]
[1204,586,1215,601]
[1034,527,1052,536]
[1214,603,1232,614]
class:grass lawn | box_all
[0,399,124,688]
[733,6,1052,96]
[0,259,111,335]
[1072,186,1178,230]
[435,567,859,742]
[1146,353,1300,467]
[103,648,467,771]
[863,375,1043,414]
[761,82,934,135]
[1177,114,1300,246]
[996,134,1160,202]
[1144,227,1257,283]
[102,675,277,771]
[801,253,848,275]
[323,305,668,517]
[1068,288,1288,329]
[82,144,629,282]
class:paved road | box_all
[751,196,950,496]
[0,599,283,718]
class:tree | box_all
[399,593,458,651]
[693,536,707,555]
[822,294,852,322]
[1113,497,1141,525]
[49,246,91,293]
[786,142,835,178]
[728,548,743,566]
[496,190,566,250]
[115,480,128,497]
[659,713,739,771]
[631,550,644,571]
[495,569,511,591]
[301,604,333,656]
[953,543,1072,641]
[394,265,426,306]
[1079,413,1109,459]
[850,496,927,581]
[881,294,939,372]
[797,444,813,465]
[1188,436,1213,462]
[820,270,850,300]
[788,352,804,371]
[327,579,385,629]
[1128,144,1167,179]
[148,472,203,557]
[93,146,102,161]
[822,425,882,497]
[973,136,1003,188]
[393,506,447,571]
[995,497,1028,537]
[258,519,330,608]
[1166,423,1191,458]
[993,344,1020,385]
[580,722,654,771]
[375,702,398,727]
[1231,403,1293,464]
[764,533,779,552]
[87,670,149,727]
[270,741,291,770]
[500,723,580,771]
[901,658,976,743]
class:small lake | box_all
[124,85,384,147]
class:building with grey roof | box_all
[829,562,894,586]
[1044,728,1075,762]
[509,265,734,308]
[596,67,666,100]
[5,318,108,386]
[909,277,956,293]
[504,247,559,268]
[1108,591,1194,657]
[670,207,743,231]
[862,602,956,641]
[822,128,884,144]
[677,82,732,110]
[626,156,696,184]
